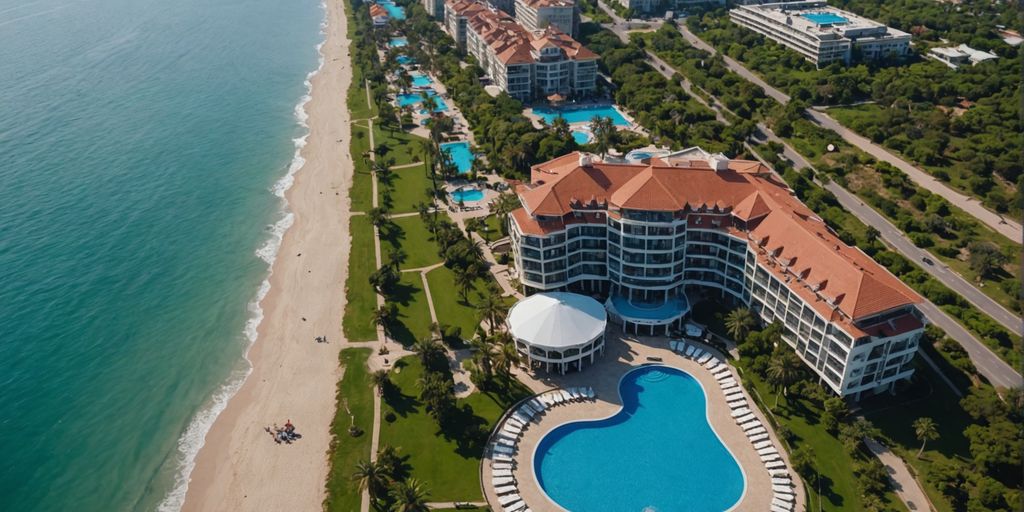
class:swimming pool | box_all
[397,91,447,112]
[801,12,848,25]
[440,141,474,174]
[376,0,406,20]
[609,294,690,321]
[572,130,592,144]
[395,55,415,65]
[410,73,433,87]
[451,187,484,202]
[535,366,745,511]
[628,151,652,160]
[534,105,630,127]
[388,37,408,48]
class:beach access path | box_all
[180,0,356,510]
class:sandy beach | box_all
[181,0,354,510]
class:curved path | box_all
[483,333,802,511]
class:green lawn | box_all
[349,123,374,213]
[426,266,487,336]
[380,357,531,501]
[390,271,433,345]
[324,348,374,512]
[342,215,378,342]
[737,362,905,511]
[861,362,975,512]
[476,214,505,243]
[386,215,442,270]
[381,162,434,214]
[346,66,377,121]
[372,123,424,167]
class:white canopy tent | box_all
[506,292,607,374]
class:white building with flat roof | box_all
[507,149,926,399]
[928,44,998,69]
[729,1,911,66]
[514,0,578,37]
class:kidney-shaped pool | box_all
[534,365,745,511]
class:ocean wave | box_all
[156,2,329,510]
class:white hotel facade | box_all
[507,150,925,399]
[730,1,911,66]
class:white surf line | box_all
[0,4,71,28]
[0,0,49,15]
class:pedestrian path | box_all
[863,438,934,512]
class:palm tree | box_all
[412,336,445,370]
[371,369,391,396]
[386,248,407,271]
[371,303,396,338]
[590,115,616,158]
[550,116,571,139]
[376,444,402,479]
[388,477,430,512]
[913,417,939,459]
[492,331,520,376]
[766,351,802,409]
[469,335,497,382]
[368,207,389,228]
[476,292,508,334]
[491,193,521,236]
[352,459,389,504]
[725,308,756,342]
[454,270,476,303]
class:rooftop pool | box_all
[609,295,690,321]
[388,37,408,48]
[376,0,406,20]
[801,12,848,25]
[534,105,630,127]
[440,141,475,174]
[535,365,745,511]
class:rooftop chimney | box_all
[579,153,593,168]
[708,154,729,171]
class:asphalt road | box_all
[594,3,1021,388]
[676,24,1023,244]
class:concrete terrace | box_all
[482,332,805,511]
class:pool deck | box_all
[522,102,646,136]
[482,331,805,512]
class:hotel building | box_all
[507,149,925,398]
[424,0,447,18]
[514,0,579,38]
[448,1,598,101]
[729,1,911,66]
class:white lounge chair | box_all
[506,417,523,427]
[720,377,737,386]
[735,413,756,423]
[772,497,794,509]
[512,412,530,424]
[585,387,595,399]
[691,349,705,359]
[765,460,786,469]
[502,425,520,437]
[530,399,545,411]
[493,469,514,478]
[721,383,739,391]
[768,469,789,477]
[685,345,696,357]
[724,390,744,399]
[714,367,731,376]
[758,447,779,456]
[727,399,747,408]
[494,484,517,495]
[492,476,514,486]
[772,477,792,486]
[569,388,581,400]
[746,427,767,436]
[761,453,781,462]
[493,454,513,462]
[505,502,526,512]
[753,440,772,450]
[715,372,732,382]
[498,493,520,506]
[705,359,720,369]
[774,492,795,503]
[740,420,761,430]
[771,505,790,512]
[561,390,573,402]
[518,406,535,419]
[491,462,513,470]
[670,340,680,351]
[697,353,712,364]
[749,433,769,443]
[492,445,514,455]
[730,406,750,415]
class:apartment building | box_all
[424,0,447,18]
[449,2,598,101]
[730,1,911,66]
[514,0,578,38]
[507,149,925,398]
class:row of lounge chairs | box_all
[489,387,598,512]
[670,340,797,511]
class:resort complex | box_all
[729,1,911,66]
[508,149,925,399]
[445,0,598,101]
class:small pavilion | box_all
[507,292,607,374]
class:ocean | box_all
[0,0,324,510]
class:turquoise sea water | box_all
[0,0,323,510]
[535,366,745,511]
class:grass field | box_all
[381,162,434,214]
[342,215,378,342]
[372,123,423,167]
[380,357,531,501]
[324,348,374,512]
[385,215,442,270]
[349,123,374,213]
[391,271,433,345]
[426,266,486,336]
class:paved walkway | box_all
[676,23,1021,243]
[864,438,935,512]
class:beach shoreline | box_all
[179,0,355,509]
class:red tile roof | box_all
[513,152,922,327]
[459,4,596,65]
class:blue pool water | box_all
[388,37,408,48]
[802,12,848,25]
[441,141,475,174]
[396,54,415,65]
[572,130,592,144]
[535,366,745,511]
[535,105,630,126]
[397,91,447,112]
[411,73,433,87]
[610,295,690,320]
[376,0,406,20]
[451,187,484,202]
[628,150,653,161]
